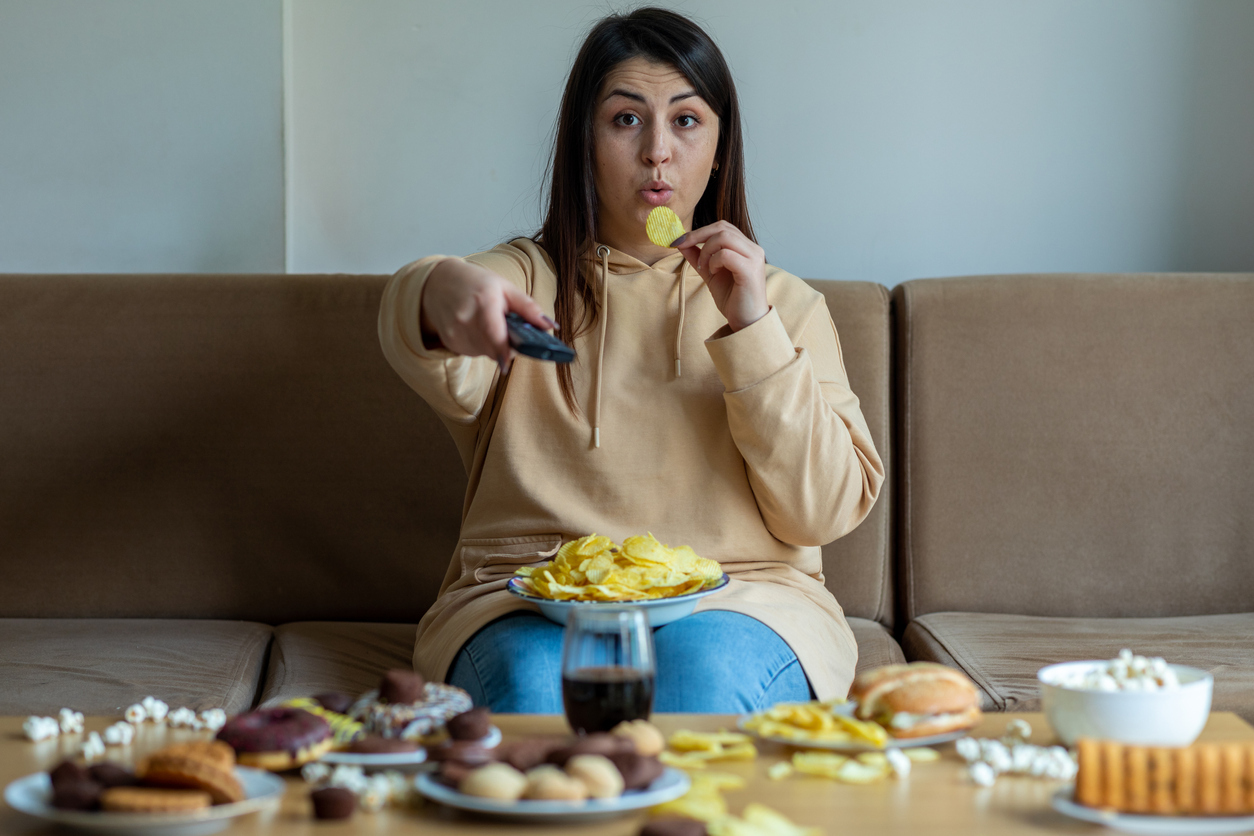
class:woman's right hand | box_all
[419,258,557,374]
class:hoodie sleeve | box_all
[704,289,884,547]
[378,245,534,424]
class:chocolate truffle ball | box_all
[608,752,665,791]
[446,707,491,741]
[310,787,357,820]
[378,669,425,705]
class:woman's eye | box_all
[675,115,699,128]
[614,113,641,127]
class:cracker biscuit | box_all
[100,787,212,813]
[1175,746,1196,814]
[1221,744,1244,814]
[1198,744,1221,815]
[1148,747,1174,815]
[1075,739,1101,807]
[1125,745,1149,813]
[1103,742,1125,811]
[141,742,245,805]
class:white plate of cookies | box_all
[414,766,689,823]
[1052,788,1254,835]
[4,766,284,836]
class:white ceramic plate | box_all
[3,766,284,836]
[1052,787,1254,835]
[737,701,967,752]
[506,574,730,627]
[414,766,690,823]
[321,725,502,769]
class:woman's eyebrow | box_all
[604,89,698,105]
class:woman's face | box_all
[592,57,719,262]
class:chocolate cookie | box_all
[446,707,491,741]
[640,818,708,836]
[378,669,425,704]
[88,763,140,788]
[608,752,665,791]
[496,738,566,772]
[344,735,419,754]
[427,740,494,766]
[51,780,102,811]
[311,787,357,820]
[49,761,90,792]
[547,733,636,767]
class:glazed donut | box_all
[216,707,333,771]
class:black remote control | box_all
[504,312,576,363]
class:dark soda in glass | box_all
[562,665,655,734]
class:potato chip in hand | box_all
[646,206,686,247]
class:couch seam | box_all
[902,285,915,625]
[918,618,1004,711]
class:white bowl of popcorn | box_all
[1037,650,1212,747]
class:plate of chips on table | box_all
[508,534,729,627]
[738,699,966,752]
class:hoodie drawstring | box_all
[675,262,687,378]
[593,245,610,449]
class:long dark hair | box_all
[535,7,756,413]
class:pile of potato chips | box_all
[652,773,821,836]
[514,533,724,601]
[741,700,889,748]
[659,730,757,770]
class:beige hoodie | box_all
[378,238,883,699]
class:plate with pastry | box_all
[416,727,683,822]
[415,764,689,823]
[1052,738,1254,834]
[4,749,284,836]
[739,663,983,751]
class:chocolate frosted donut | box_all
[379,669,425,704]
[216,707,332,770]
[446,707,491,741]
[349,682,473,741]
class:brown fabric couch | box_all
[0,273,898,715]
[2,272,1248,719]
[894,274,1254,721]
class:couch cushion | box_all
[0,274,464,624]
[903,611,1254,722]
[849,617,906,675]
[258,622,419,707]
[258,618,904,706]
[0,619,272,715]
[894,274,1254,622]
[809,280,893,629]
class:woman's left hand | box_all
[675,221,769,332]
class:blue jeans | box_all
[446,610,813,713]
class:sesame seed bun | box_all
[850,663,982,736]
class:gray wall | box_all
[0,0,284,273]
[3,1,1252,283]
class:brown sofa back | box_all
[0,274,892,628]
[895,274,1254,622]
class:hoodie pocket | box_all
[463,535,563,584]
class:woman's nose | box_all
[642,124,671,166]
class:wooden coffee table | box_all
[2,712,1252,834]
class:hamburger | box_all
[849,662,983,738]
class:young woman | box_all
[378,8,883,713]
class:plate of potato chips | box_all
[738,700,964,752]
[508,534,729,626]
